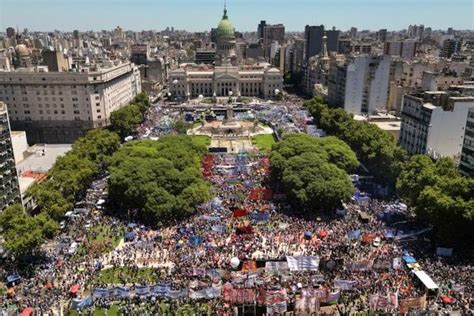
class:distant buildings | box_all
[261,23,285,59]
[399,91,474,159]
[384,40,418,59]
[0,102,21,211]
[441,39,460,59]
[0,61,141,143]
[6,27,15,39]
[305,25,339,61]
[328,55,391,115]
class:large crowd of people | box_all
[1,99,472,315]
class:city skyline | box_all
[1,0,473,33]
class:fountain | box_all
[188,98,273,153]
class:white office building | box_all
[0,61,141,143]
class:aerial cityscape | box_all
[0,0,473,315]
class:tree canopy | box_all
[305,97,407,184]
[28,129,120,221]
[270,133,356,212]
[397,156,474,244]
[110,93,151,138]
[0,204,58,259]
[108,136,211,225]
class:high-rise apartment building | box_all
[399,92,474,159]
[384,40,418,59]
[0,102,21,211]
[441,39,459,58]
[0,61,141,143]
[262,24,285,59]
[6,27,15,39]
[328,55,391,115]
[377,29,388,42]
[460,108,474,177]
[459,107,474,177]
[42,49,69,72]
[305,25,339,60]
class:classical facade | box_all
[169,6,283,100]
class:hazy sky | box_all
[1,0,473,32]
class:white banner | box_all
[286,256,319,271]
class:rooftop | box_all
[16,144,72,174]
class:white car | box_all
[59,221,66,230]
[373,237,382,247]
[68,242,79,254]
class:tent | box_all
[125,231,136,242]
[236,226,253,235]
[318,230,328,238]
[403,255,417,264]
[232,208,247,218]
[20,307,33,316]
[304,231,313,240]
[347,229,361,240]
[250,212,270,221]
[441,295,454,304]
[189,236,204,246]
[6,274,21,286]
[69,284,80,295]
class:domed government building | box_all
[169,6,283,100]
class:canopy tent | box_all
[413,270,439,290]
[232,208,248,218]
[347,229,361,240]
[304,231,313,240]
[403,255,417,264]
[6,274,21,285]
[20,307,33,316]
[318,230,328,238]
[69,284,80,295]
[189,236,204,246]
[236,225,253,235]
[250,212,270,221]
[125,231,136,242]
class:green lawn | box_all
[74,224,123,259]
[190,135,211,147]
[191,121,202,128]
[93,267,159,285]
[93,305,119,316]
[68,305,119,316]
[251,134,276,152]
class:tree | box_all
[0,204,59,259]
[27,129,120,221]
[270,133,356,213]
[110,104,143,138]
[108,136,211,225]
[133,92,151,114]
[397,155,474,245]
[304,98,407,184]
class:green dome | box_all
[217,8,235,40]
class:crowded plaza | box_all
[1,98,472,316]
